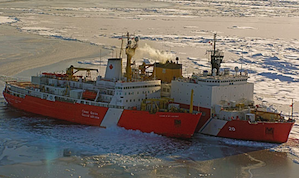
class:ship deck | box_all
[6,81,37,89]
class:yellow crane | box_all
[141,98,174,113]
[66,65,98,81]
[125,32,139,82]
[189,89,194,113]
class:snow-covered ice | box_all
[0,16,17,24]
[0,0,299,177]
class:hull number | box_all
[229,126,236,132]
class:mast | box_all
[119,37,124,76]
[291,99,294,120]
[213,34,216,57]
[210,34,224,75]
[119,37,124,58]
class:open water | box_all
[1,98,298,177]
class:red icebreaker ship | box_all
[3,33,201,139]
[170,34,294,143]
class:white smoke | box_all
[135,43,175,63]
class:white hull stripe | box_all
[199,118,213,133]
[200,118,227,136]
[100,108,124,128]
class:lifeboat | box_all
[82,90,97,100]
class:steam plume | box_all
[135,43,175,63]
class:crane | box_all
[66,65,98,81]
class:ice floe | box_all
[0,16,18,24]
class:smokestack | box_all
[105,58,122,80]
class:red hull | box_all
[3,92,201,138]
[217,120,294,143]
[174,102,294,143]
[173,102,211,132]
[3,92,107,126]
[119,110,201,138]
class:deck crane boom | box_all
[66,65,98,81]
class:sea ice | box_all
[0,16,18,24]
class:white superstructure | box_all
[32,72,161,110]
[171,71,254,110]
[171,34,255,120]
